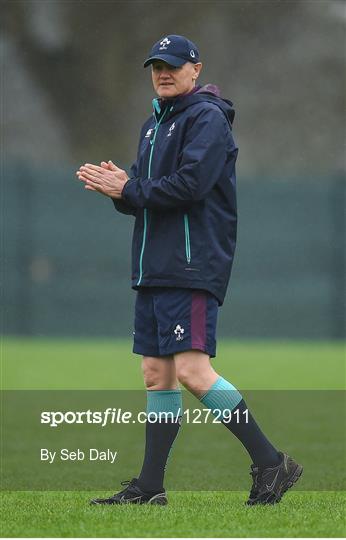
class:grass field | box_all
[1,338,345,537]
[1,491,345,538]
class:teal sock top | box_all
[200,376,242,417]
[147,389,182,416]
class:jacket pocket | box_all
[183,213,191,264]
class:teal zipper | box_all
[137,208,148,285]
[184,213,191,264]
[137,102,168,285]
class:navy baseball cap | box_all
[143,34,200,68]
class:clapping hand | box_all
[76,160,129,198]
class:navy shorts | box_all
[133,287,219,358]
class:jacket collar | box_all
[152,85,202,122]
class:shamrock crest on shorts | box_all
[174,324,185,341]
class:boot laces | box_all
[112,478,137,497]
[120,480,132,487]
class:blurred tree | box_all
[2,0,344,175]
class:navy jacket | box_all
[113,84,238,306]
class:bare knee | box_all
[175,360,196,389]
[141,356,177,390]
[142,358,162,388]
[175,351,218,396]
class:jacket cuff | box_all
[121,178,138,205]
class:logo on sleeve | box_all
[167,122,175,137]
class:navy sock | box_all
[222,398,281,468]
[137,390,182,492]
[200,377,280,468]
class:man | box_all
[77,34,302,506]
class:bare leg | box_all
[174,349,218,396]
[141,355,178,390]
[174,349,280,469]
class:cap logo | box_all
[190,50,195,58]
[159,37,171,50]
